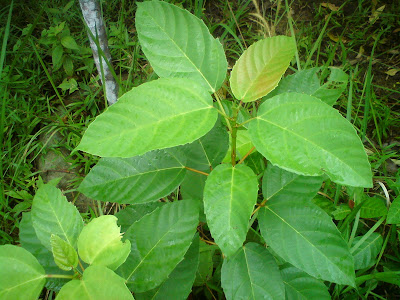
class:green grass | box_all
[1,0,399,298]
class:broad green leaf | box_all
[280,264,331,300]
[116,203,164,233]
[19,213,71,291]
[61,35,79,50]
[351,233,383,270]
[0,245,46,300]
[312,195,336,216]
[77,78,218,157]
[312,67,348,106]
[248,93,372,187]
[52,45,63,70]
[332,204,352,220]
[55,266,133,300]
[63,55,74,76]
[136,1,227,92]
[78,215,130,270]
[265,68,320,99]
[360,197,387,218]
[204,164,258,257]
[221,243,284,300]
[194,241,216,286]
[230,36,296,102]
[387,196,400,224]
[181,118,229,172]
[265,67,348,106]
[118,200,199,292]
[245,152,266,175]
[258,198,355,286]
[262,164,323,201]
[79,149,187,204]
[50,234,78,271]
[180,172,206,201]
[31,184,83,251]
[136,235,200,300]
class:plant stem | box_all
[213,92,232,132]
[230,101,242,166]
[78,259,85,272]
[237,146,255,164]
[284,0,301,70]
[184,166,209,176]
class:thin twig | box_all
[185,166,209,176]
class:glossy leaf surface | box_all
[280,264,331,299]
[204,164,258,257]
[136,1,227,92]
[78,78,218,157]
[118,200,199,292]
[221,243,284,299]
[248,92,372,187]
[79,149,186,204]
[258,198,355,286]
[55,266,133,300]
[31,184,83,251]
[230,36,296,102]
[262,164,323,201]
[50,234,78,271]
[0,245,46,300]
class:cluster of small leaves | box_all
[2,1,399,299]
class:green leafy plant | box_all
[4,1,393,299]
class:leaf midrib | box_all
[143,5,214,92]
[265,206,349,279]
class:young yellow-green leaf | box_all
[118,200,199,292]
[31,184,83,251]
[136,1,227,92]
[221,243,284,300]
[258,198,355,286]
[79,149,187,204]
[50,234,78,271]
[203,164,258,257]
[280,264,331,300]
[387,196,400,224]
[248,92,372,187]
[78,215,130,271]
[77,78,218,157]
[0,245,46,300]
[55,266,133,300]
[230,36,296,102]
